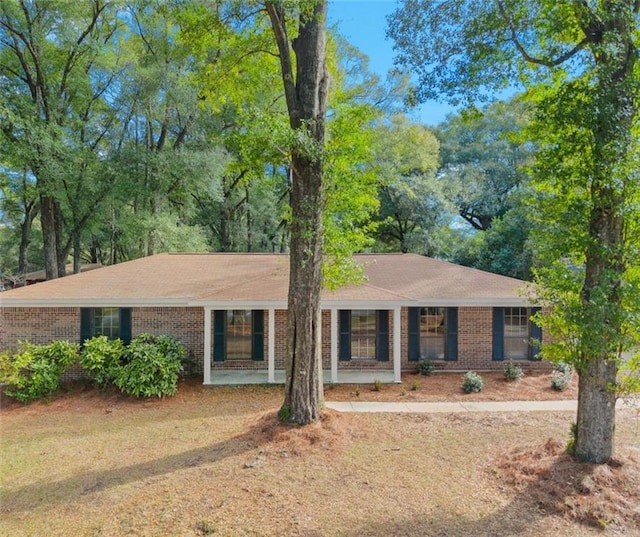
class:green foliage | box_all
[373,379,383,391]
[79,336,125,386]
[617,352,640,400]
[566,422,578,457]
[551,370,571,392]
[111,334,185,399]
[462,371,484,394]
[277,404,291,422]
[416,360,435,376]
[503,361,524,382]
[3,341,79,403]
[411,379,420,391]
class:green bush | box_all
[554,362,573,375]
[3,341,79,403]
[503,361,524,381]
[551,370,571,391]
[462,371,484,393]
[79,336,125,386]
[112,333,185,398]
[416,360,435,376]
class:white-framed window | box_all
[351,309,377,360]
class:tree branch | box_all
[496,0,591,67]
[265,3,300,127]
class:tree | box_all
[389,0,639,463]
[436,100,533,231]
[436,100,536,278]
[266,0,329,425]
[370,114,445,254]
[0,0,123,279]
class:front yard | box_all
[1,374,638,536]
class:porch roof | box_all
[0,253,534,307]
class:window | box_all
[493,307,542,361]
[80,308,132,344]
[226,310,252,360]
[408,307,458,362]
[504,307,529,360]
[419,307,446,360]
[213,310,264,362]
[351,310,377,360]
[339,310,389,362]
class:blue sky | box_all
[328,0,456,125]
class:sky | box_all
[328,0,456,125]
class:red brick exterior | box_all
[0,305,549,380]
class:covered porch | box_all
[205,369,396,385]
[202,306,403,385]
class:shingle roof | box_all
[0,253,534,307]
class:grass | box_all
[1,378,639,536]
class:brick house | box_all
[0,253,544,384]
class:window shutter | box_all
[252,310,264,361]
[492,307,505,361]
[80,308,93,345]
[408,307,420,362]
[338,310,351,361]
[376,310,389,362]
[120,308,132,344]
[445,307,458,361]
[213,310,226,362]
[529,307,542,360]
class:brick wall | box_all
[0,307,81,350]
[1,305,550,381]
[133,307,204,374]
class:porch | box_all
[203,306,403,385]
[205,369,397,386]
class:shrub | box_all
[416,360,435,376]
[411,379,420,391]
[373,379,382,391]
[462,371,484,393]
[3,341,79,403]
[112,334,185,398]
[554,362,573,375]
[551,370,571,391]
[503,361,524,382]
[79,336,125,386]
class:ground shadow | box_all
[1,411,282,514]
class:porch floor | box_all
[206,369,396,386]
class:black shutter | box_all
[339,310,351,361]
[80,308,93,344]
[529,307,542,360]
[213,310,226,362]
[120,308,132,344]
[408,307,420,362]
[252,310,264,361]
[376,310,389,361]
[445,307,458,361]
[492,307,505,361]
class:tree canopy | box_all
[390,0,640,463]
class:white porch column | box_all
[268,308,276,383]
[393,306,402,383]
[203,307,212,384]
[330,308,338,383]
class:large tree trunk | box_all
[574,3,636,463]
[18,203,38,276]
[267,0,329,424]
[40,194,59,280]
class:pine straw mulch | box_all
[494,438,640,532]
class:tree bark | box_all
[267,0,329,425]
[40,194,59,280]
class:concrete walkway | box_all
[325,399,637,413]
